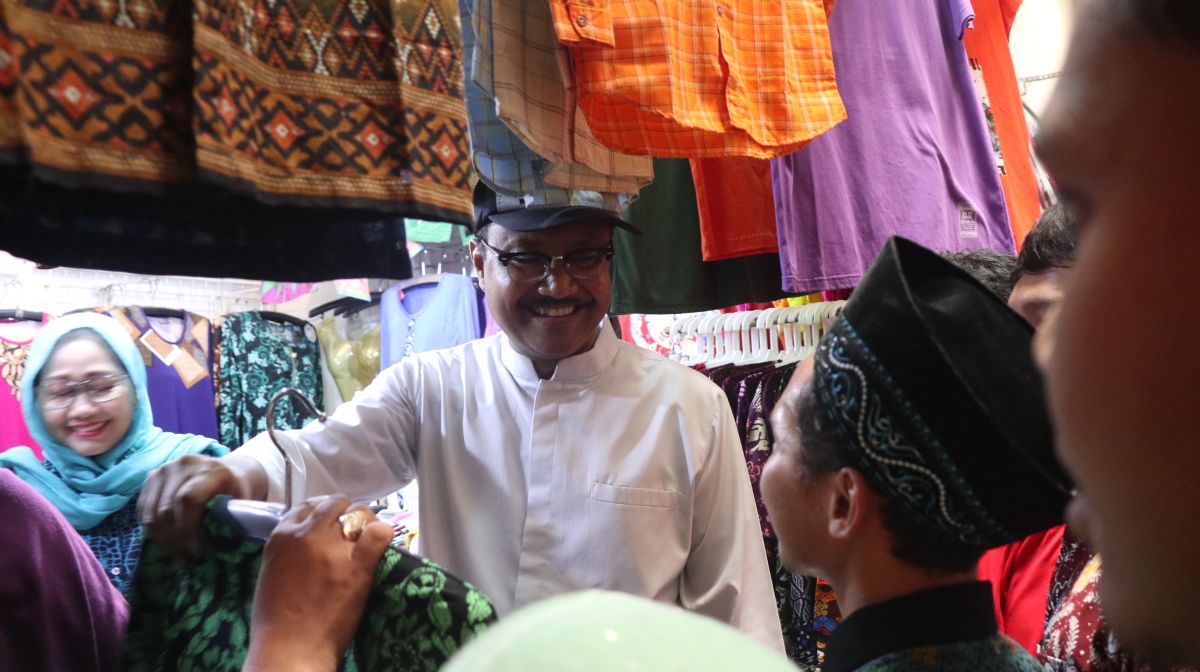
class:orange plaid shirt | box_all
[549,0,846,158]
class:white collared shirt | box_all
[236,322,784,650]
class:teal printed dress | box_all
[123,501,496,671]
[217,312,323,449]
[823,582,1042,672]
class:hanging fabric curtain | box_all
[0,0,470,280]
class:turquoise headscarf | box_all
[0,313,227,530]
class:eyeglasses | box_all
[38,374,130,410]
[476,238,615,284]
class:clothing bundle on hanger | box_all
[462,0,653,199]
[613,159,791,314]
[669,301,847,670]
[769,0,1016,294]
[380,273,484,369]
[105,306,221,441]
[550,0,845,158]
[123,499,497,672]
[963,0,1045,245]
[216,312,323,448]
[316,304,383,409]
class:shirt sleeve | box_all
[548,0,615,47]
[987,525,1066,655]
[678,395,785,652]
[232,359,420,504]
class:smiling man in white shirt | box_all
[140,182,784,650]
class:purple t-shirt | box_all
[107,307,220,441]
[771,0,1013,293]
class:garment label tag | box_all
[957,203,980,238]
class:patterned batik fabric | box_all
[217,312,323,449]
[43,445,225,596]
[0,0,194,177]
[1040,556,1200,672]
[825,583,1040,672]
[854,634,1044,672]
[123,502,497,672]
[0,0,471,221]
[1043,533,1093,628]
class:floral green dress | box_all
[217,312,323,448]
[123,501,496,671]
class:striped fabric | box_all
[470,0,652,199]
[463,0,633,210]
[550,0,847,159]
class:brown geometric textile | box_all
[191,0,471,217]
[0,0,469,215]
[0,0,194,184]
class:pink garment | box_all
[0,323,43,459]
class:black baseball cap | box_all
[472,181,637,234]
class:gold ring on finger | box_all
[338,509,369,541]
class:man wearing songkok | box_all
[762,236,1073,672]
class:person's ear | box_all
[470,238,486,281]
[828,467,870,540]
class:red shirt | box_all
[978,524,1066,654]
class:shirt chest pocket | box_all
[589,482,678,509]
[577,482,688,593]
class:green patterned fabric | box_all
[123,502,495,671]
[217,311,323,449]
[854,634,1043,672]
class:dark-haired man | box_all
[1034,0,1200,665]
[140,183,783,648]
[762,236,1072,671]
[941,248,1018,302]
[1009,203,1077,330]
[973,203,1078,655]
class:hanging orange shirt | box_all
[690,157,778,261]
[549,0,846,159]
[964,0,1043,246]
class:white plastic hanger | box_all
[692,312,723,367]
[710,310,761,368]
[734,310,766,365]
[741,308,782,365]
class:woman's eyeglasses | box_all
[38,374,130,410]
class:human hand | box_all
[242,495,392,672]
[138,453,268,558]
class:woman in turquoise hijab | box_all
[0,313,226,595]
